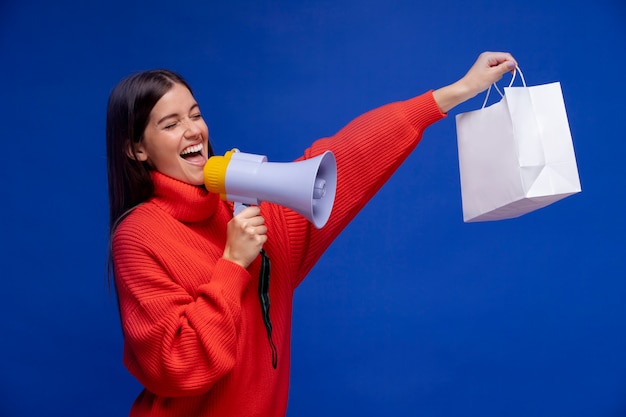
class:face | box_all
[133,82,210,186]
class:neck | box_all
[150,172,220,223]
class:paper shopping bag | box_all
[455,68,581,222]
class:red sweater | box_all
[112,91,445,416]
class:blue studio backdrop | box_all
[1,1,625,416]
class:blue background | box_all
[1,1,625,416]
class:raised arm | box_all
[433,51,517,113]
[280,51,517,286]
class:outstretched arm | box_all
[433,51,518,113]
[278,51,517,286]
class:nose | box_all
[182,117,202,138]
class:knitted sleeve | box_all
[283,91,446,287]
[112,211,252,397]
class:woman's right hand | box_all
[223,205,268,269]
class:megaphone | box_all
[204,149,337,229]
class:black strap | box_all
[259,249,278,369]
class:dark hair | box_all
[105,69,213,285]
[106,69,189,231]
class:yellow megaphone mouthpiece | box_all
[204,149,236,200]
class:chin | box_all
[181,166,206,186]
[190,174,206,187]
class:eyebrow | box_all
[156,103,200,125]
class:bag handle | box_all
[481,66,527,108]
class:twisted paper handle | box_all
[481,66,527,109]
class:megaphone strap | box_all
[259,249,278,369]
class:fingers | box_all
[471,51,519,90]
[434,51,519,112]
[233,206,267,241]
[223,206,268,269]
[480,51,518,77]
[479,51,516,68]
[235,206,267,238]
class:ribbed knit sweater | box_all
[112,91,445,416]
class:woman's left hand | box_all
[433,51,518,113]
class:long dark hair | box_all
[105,69,213,284]
[106,69,190,231]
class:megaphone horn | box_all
[204,149,337,229]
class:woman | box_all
[107,51,517,417]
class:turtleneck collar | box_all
[150,172,220,223]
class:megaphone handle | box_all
[232,200,279,368]
[233,201,248,216]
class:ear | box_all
[125,140,149,162]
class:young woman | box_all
[107,51,517,417]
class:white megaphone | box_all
[204,149,337,228]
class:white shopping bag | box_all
[455,68,581,222]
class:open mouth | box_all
[180,143,204,162]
